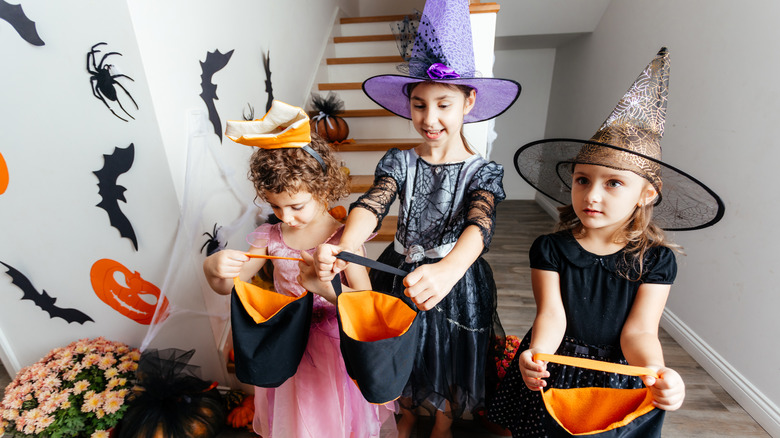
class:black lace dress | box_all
[486,230,677,437]
[351,147,506,418]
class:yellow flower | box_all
[34,414,54,434]
[73,379,91,394]
[91,429,111,438]
[81,391,102,413]
[104,367,119,379]
[104,394,124,414]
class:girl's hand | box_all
[297,251,337,304]
[517,349,550,391]
[642,367,685,411]
[203,249,249,280]
[402,262,460,310]
[312,243,351,281]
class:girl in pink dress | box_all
[203,101,395,437]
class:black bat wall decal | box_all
[1,261,93,324]
[0,0,44,46]
[94,143,138,250]
[262,50,274,113]
[199,49,234,141]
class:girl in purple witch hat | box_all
[310,0,521,436]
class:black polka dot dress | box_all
[486,231,677,437]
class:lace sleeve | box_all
[350,175,399,232]
[464,162,505,250]
[464,189,498,250]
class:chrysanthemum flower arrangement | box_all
[1,337,140,438]
[495,335,521,380]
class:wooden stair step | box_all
[332,138,418,152]
[339,4,499,25]
[340,15,407,24]
[341,108,393,117]
[308,109,393,118]
[334,35,396,44]
[318,82,363,91]
[327,55,403,65]
[375,215,397,241]
[349,174,374,193]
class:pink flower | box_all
[104,367,119,379]
[73,380,91,395]
[81,391,102,413]
[98,354,117,371]
[34,414,54,434]
[103,393,124,415]
[91,429,111,438]
[82,353,101,367]
[1,338,139,437]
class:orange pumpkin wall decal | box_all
[90,259,169,325]
[0,152,8,195]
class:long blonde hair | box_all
[556,202,682,280]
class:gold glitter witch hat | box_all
[515,48,724,231]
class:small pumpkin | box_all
[329,205,347,222]
[226,395,255,429]
[310,92,349,143]
[0,152,8,195]
[90,258,169,325]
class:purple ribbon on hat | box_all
[427,63,460,79]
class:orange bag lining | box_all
[338,290,416,342]
[534,353,659,435]
[233,277,308,324]
[542,387,656,435]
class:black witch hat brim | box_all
[362,74,521,124]
[515,138,725,231]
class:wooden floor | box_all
[0,201,769,437]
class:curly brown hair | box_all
[556,202,683,280]
[247,133,350,204]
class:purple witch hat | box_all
[362,0,520,123]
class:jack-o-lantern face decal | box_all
[0,152,8,195]
[90,259,169,325]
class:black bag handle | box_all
[330,251,408,296]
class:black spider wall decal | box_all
[201,223,226,256]
[87,42,138,122]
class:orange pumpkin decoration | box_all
[329,205,347,222]
[310,92,349,143]
[226,395,255,429]
[90,258,169,325]
[0,152,8,195]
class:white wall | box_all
[358,0,423,16]
[544,0,780,434]
[0,0,359,385]
[128,0,360,204]
[0,0,216,376]
[492,48,556,200]
[494,0,610,38]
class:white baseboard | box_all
[661,309,780,436]
[0,325,20,376]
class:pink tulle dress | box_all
[250,222,396,438]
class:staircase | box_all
[316,4,500,259]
